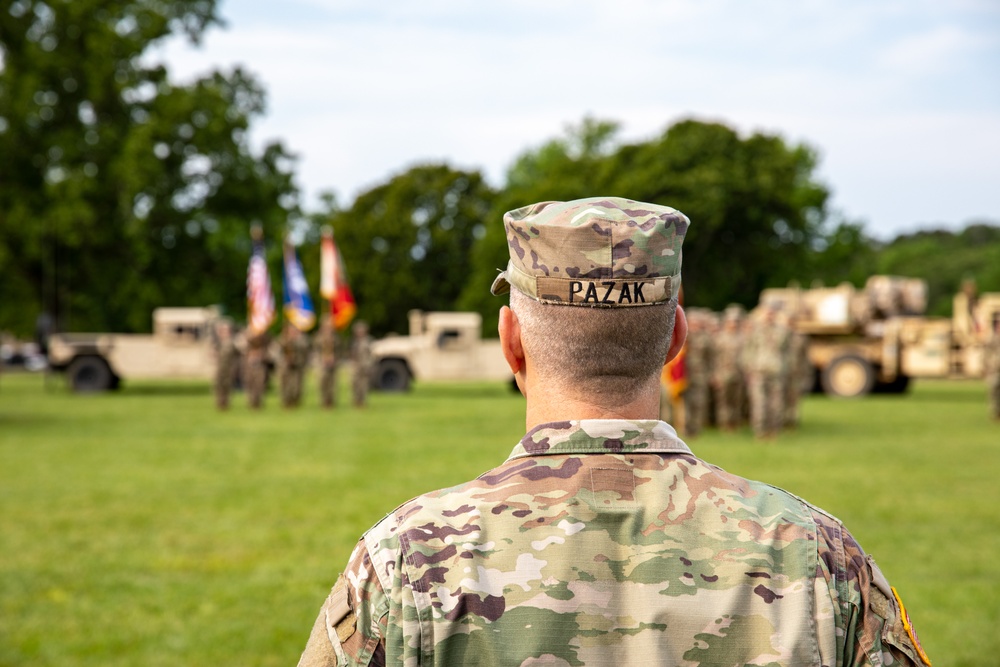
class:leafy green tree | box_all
[796,217,878,290]
[874,224,1000,316]
[461,117,830,333]
[458,118,632,333]
[0,0,297,336]
[327,165,495,336]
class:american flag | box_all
[246,238,275,335]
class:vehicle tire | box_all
[820,355,876,398]
[68,356,114,393]
[375,359,410,392]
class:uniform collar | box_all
[508,419,692,460]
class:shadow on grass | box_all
[119,383,213,396]
[407,382,523,400]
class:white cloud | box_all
[149,0,1000,236]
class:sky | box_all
[152,0,1000,240]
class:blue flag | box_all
[282,243,316,331]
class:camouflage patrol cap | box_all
[490,197,689,307]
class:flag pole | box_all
[320,225,336,326]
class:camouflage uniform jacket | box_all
[711,329,744,385]
[300,420,927,667]
[986,330,1000,380]
[744,322,791,376]
[684,328,713,387]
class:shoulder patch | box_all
[892,587,932,666]
[326,575,357,644]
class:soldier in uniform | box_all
[212,319,239,410]
[316,318,339,409]
[711,306,746,431]
[682,309,712,437]
[987,319,1000,421]
[783,315,811,429]
[279,322,310,408]
[350,321,372,408]
[244,329,270,410]
[298,197,929,667]
[744,306,790,439]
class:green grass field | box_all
[1,371,998,666]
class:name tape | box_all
[535,276,672,306]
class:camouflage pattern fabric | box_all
[489,197,688,307]
[244,331,270,410]
[298,420,927,666]
[213,336,239,410]
[280,327,311,408]
[986,326,1000,420]
[744,319,790,438]
[784,329,811,428]
[317,325,339,409]
[351,332,373,408]
[683,323,712,437]
[711,325,745,430]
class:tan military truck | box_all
[370,310,512,391]
[760,276,1000,397]
[47,306,224,392]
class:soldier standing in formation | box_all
[987,319,1000,421]
[350,320,372,408]
[682,310,712,437]
[743,306,790,439]
[711,306,746,431]
[212,319,239,410]
[298,197,927,666]
[316,318,339,409]
[244,329,270,410]
[279,322,310,408]
[784,316,811,428]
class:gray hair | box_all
[510,289,677,400]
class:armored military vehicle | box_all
[760,276,1000,397]
[370,310,511,391]
[47,307,224,392]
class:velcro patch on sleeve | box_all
[325,576,357,647]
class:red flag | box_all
[662,344,687,400]
[320,229,356,331]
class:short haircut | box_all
[510,288,677,399]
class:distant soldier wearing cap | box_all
[744,306,790,439]
[244,329,270,410]
[783,316,811,429]
[279,322,310,409]
[986,318,1000,421]
[712,305,747,431]
[316,318,339,409]
[211,319,239,410]
[350,321,372,408]
[682,309,713,437]
[298,197,929,667]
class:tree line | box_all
[3,1,998,340]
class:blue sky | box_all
[154,0,1000,239]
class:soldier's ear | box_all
[665,305,688,365]
[499,306,525,375]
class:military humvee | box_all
[370,310,512,391]
[47,307,223,392]
[759,276,1000,397]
